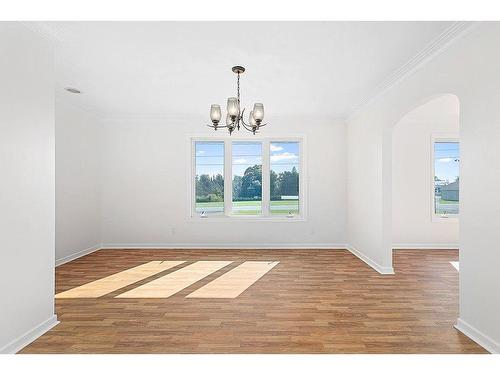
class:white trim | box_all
[55,244,102,267]
[431,134,460,221]
[261,139,271,216]
[20,21,61,43]
[347,245,395,274]
[187,216,307,223]
[392,243,458,250]
[187,136,195,219]
[347,21,478,120]
[0,315,59,354]
[100,243,346,250]
[432,216,459,223]
[187,135,307,221]
[455,318,499,354]
[224,139,233,215]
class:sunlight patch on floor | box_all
[55,260,185,298]
[115,260,232,298]
[450,261,459,271]
[187,261,279,299]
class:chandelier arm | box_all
[240,121,254,133]
[257,123,267,127]
[206,123,229,129]
[239,110,258,133]
[240,108,249,127]
[236,108,244,130]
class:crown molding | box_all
[20,21,62,43]
[346,21,479,121]
[55,94,104,119]
[21,21,479,123]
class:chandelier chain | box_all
[237,72,240,104]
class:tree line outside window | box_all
[194,166,299,201]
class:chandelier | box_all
[207,66,267,135]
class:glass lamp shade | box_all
[227,97,240,117]
[210,104,221,122]
[253,103,264,121]
[249,110,257,127]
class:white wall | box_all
[347,112,389,270]
[55,99,101,264]
[347,22,500,352]
[100,115,347,247]
[0,23,57,353]
[392,94,459,247]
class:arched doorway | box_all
[391,94,460,250]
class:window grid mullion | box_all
[262,139,270,216]
[224,140,233,216]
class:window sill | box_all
[432,215,459,223]
[188,215,307,222]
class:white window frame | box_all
[431,134,459,222]
[187,134,307,222]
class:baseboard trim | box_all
[100,243,347,250]
[55,244,102,267]
[0,314,59,354]
[455,318,499,353]
[347,245,395,275]
[393,243,458,250]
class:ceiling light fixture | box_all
[65,87,81,94]
[207,66,267,135]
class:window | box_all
[270,142,300,215]
[194,141,224,216]
[232,142,262,215]
[433,139,459,217]
[191,137,304,219]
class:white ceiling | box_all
[35,21,455,119]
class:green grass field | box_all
[196,201,224,208]
[434,196,459,214]
[438,198,459,204]
[196,200,299,215]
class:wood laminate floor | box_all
[21,249,486,354]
